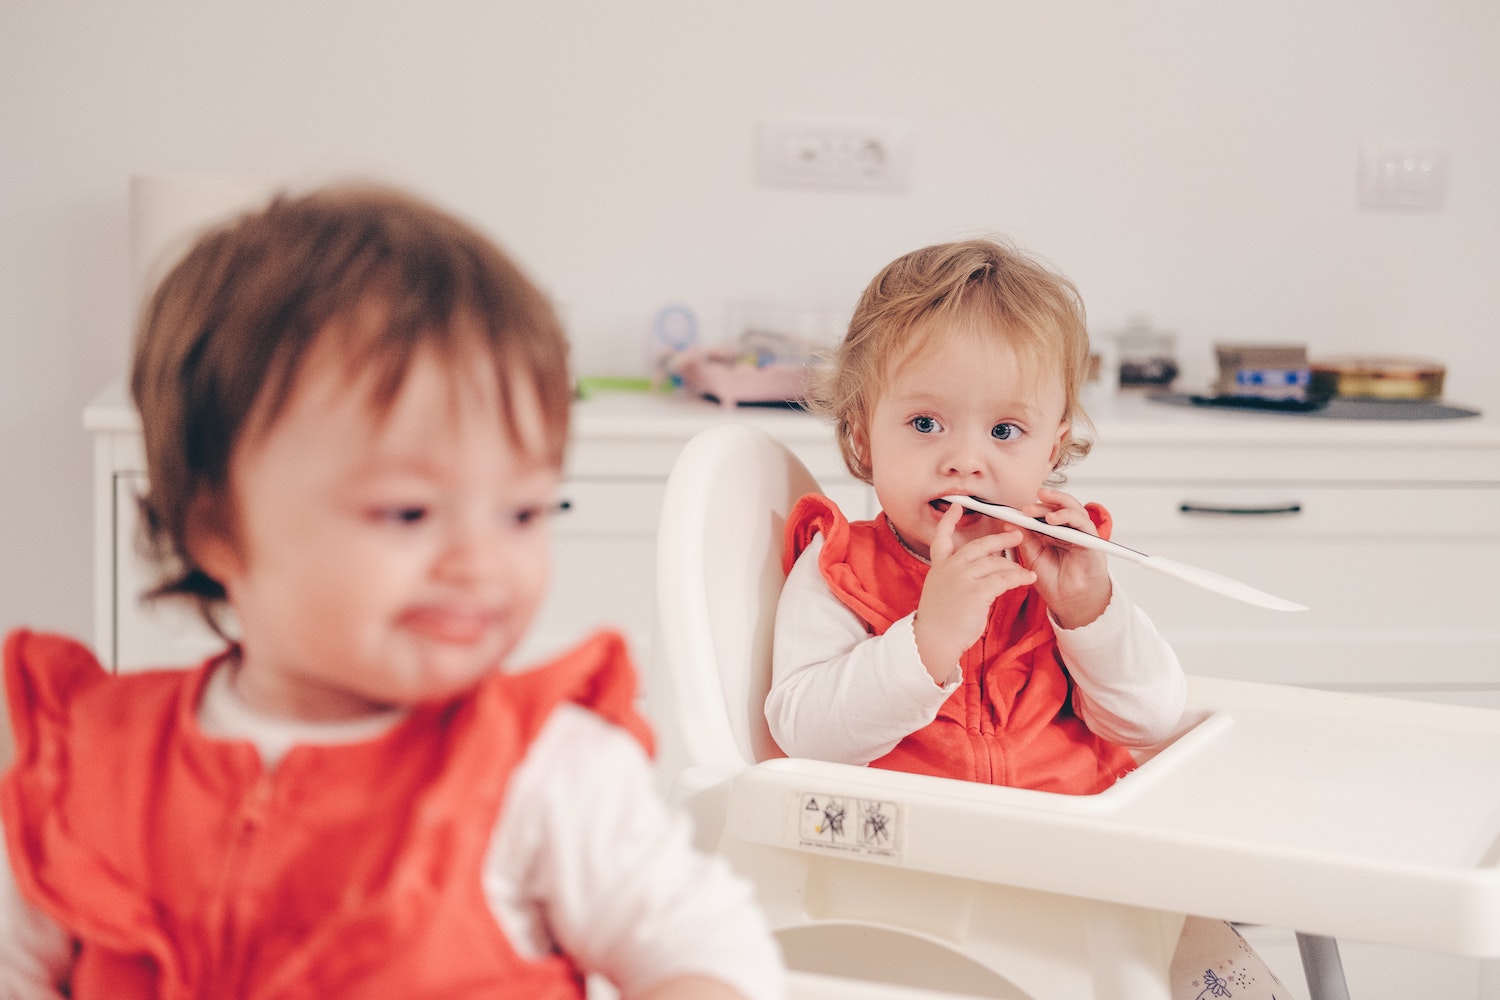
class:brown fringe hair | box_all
[129,185,571,638]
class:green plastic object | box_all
[574,375,659,399]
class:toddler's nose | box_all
[433,518,506,588]
[940,440,986,478]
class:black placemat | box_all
[1148,391,1481,421]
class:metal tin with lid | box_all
[1309,355,1446,401]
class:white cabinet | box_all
[89,383,1500,702]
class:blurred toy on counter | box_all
[1081,330,1120,414]
[660,329,817,409]
[653,300,841,409]
[1114,316,1179,388]
[1212,343,1313,402]
[646,304,701,389]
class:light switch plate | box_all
[755,118,913,194]
[1358,144,1448,210]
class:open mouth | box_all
[929,495,997,514]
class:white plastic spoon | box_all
[940,495,1307,612]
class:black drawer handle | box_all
[1178,501,1303,516]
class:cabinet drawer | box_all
[1073,483,1500,541]
[1071,483,1500,691]
[555,480,665,536]
[521,480,663,664]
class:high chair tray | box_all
[723,676,1500,957]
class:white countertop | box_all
[570,385,1500,447]
[88,378,1500,454]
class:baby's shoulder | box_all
[513,704,653,804]
[531,702,646,769]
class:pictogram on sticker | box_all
[795,792,901,858]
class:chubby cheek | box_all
[311,583,391,643]
[505,536,554,607]
[873,480,917,520]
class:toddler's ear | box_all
[185,491,242,586]
[848,428,876,482]
[1047,420,1071,467]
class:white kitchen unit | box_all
[85,380,1500,998]
[89,381,1500,700]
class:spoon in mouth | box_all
[941,495,1307,612]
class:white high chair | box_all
[649,423,1500,999]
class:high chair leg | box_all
[1295,932,1351,1000]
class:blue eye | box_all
[991,423,1020,441]
[911,416,939,434]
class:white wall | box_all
[3,0,1498,642]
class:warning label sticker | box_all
[795,792,902,859]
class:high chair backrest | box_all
[652,423,820,775]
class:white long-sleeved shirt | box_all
[766,533,1187,767]
[0,666,783,1000]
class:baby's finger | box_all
[1030,487,1082,515]
[929,500,964,562]
[957,527,1023,561]
[1031,489,1095,535]
[975,558,1037,593]
[1043,507,1096,536]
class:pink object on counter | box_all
[672,348,810,408]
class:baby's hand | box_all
[914,502,1035,684]
[1013,487,1111,629]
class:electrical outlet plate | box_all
[1358,144,1448,210]
[755,118,913,193]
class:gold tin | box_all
[1309,355,1446,401]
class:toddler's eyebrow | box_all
[992,401,1045,420]
[888,389,946,408]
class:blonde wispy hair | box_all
[808,237,1094,484]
